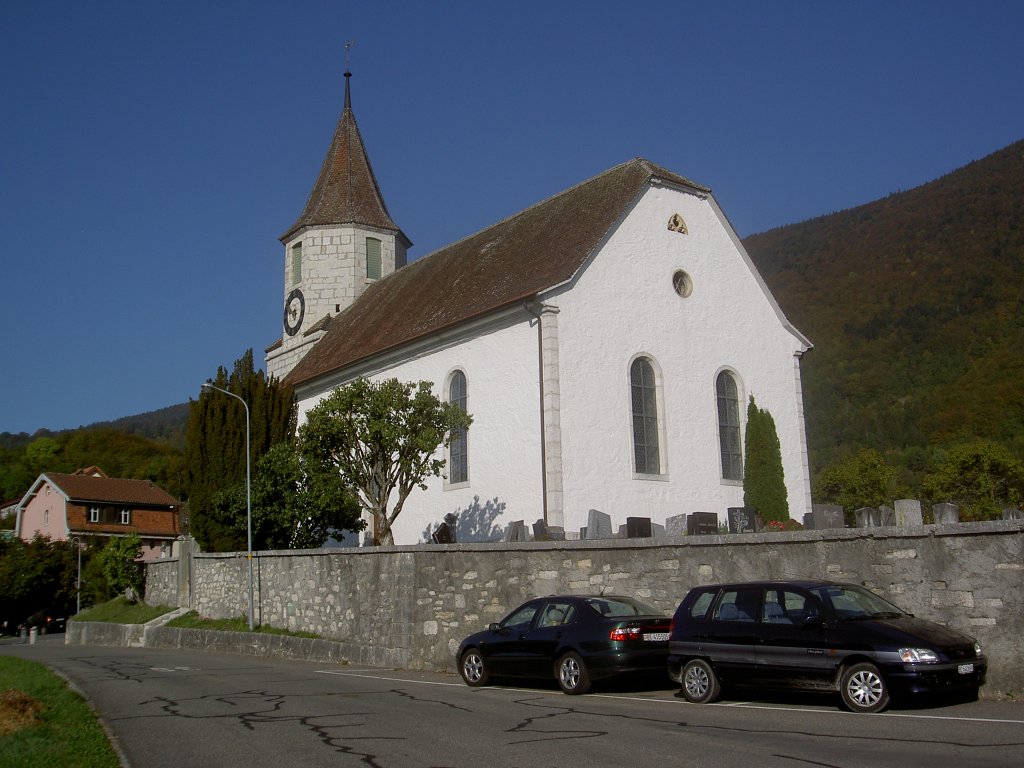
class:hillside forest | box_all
[3,141,1023,525]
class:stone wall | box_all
[145,558,178,606]
[147,521,1024,696]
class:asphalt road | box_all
[2,634,1022,768]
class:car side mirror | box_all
[803,614,825,630]
[488,622,501,632]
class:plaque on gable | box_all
[667,213,688,234]
[687,512,719,536]
[626,517,653,539]
[584,509,613,540]
[728,507,758,534]
[811,504,845,530]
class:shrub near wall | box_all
[151,521,1024,697]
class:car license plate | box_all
[643,632,669,642]
[958,663,974,674]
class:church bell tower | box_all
[266,68,410,381]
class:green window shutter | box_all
[291,242,302,285]
[366,238,382,280]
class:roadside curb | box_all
[66,618,410,668]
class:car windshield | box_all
[583,597,661,618]
[809,585,907,619]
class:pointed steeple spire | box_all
[281,69,406,243]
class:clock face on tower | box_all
[284,289,305,336]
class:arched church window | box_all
[716,370,743,480]
[448,370,468,484]
[630,357,662,475]
[366,238,382,280]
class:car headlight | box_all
[974,642,984,658]
[899,648,939,663]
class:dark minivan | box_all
[668,580,986,712]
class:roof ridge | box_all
[406,159,654,265]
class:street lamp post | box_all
[201,382,254,631]
[71,536,84,614]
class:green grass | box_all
[74,596,174,624]
[166,611,320,638]
[0,656,119,768]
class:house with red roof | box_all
[14,466,180,560]
[265,70,814,544]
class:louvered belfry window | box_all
[291,242,302,285]
[366,237,382,280]
[717,371,743,480]
[630,358,661,474]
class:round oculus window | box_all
[673,270,693,298]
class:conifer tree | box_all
[743,396,789,524]
[184,350,295,551]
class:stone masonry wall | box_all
[148,521,1024,696]
[145,558,178,606]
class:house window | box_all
[44,510,49,525]
[120,508,131,525]
[291,242,302,285]
[630,357,661,475]
[89,507,100,523]
[448,370,468,484]
[366,237,382,280]
[717,371,743,480]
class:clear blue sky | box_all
[2,1,1021,435]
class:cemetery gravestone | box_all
[728,507,758,534]
[584,509,613,540]
[895,499,923,528]
[687,512,719,536]
[811,504,845,530]
[932,503,959,524]
[626,517,653,538]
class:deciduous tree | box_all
[300,378,472,545]
[922,440,1024,520]
[816,449,898,516]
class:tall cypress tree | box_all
[743,396,789,524]
[184,350,295,551]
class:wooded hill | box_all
[744,139,1024,484]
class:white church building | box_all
[266,71,813,545]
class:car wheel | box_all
[680,658,721,704]
[840,662,890,713]
[459,649,489,687]
[556,651,592,695]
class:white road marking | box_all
[314,670,1024,725]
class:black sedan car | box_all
[457,595,671,694]
[668,580,986,712]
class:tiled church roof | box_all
[281,72,408,243]
[287,157,708,386]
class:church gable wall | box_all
[552,185,811,534]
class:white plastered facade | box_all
[294,182,812,544]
